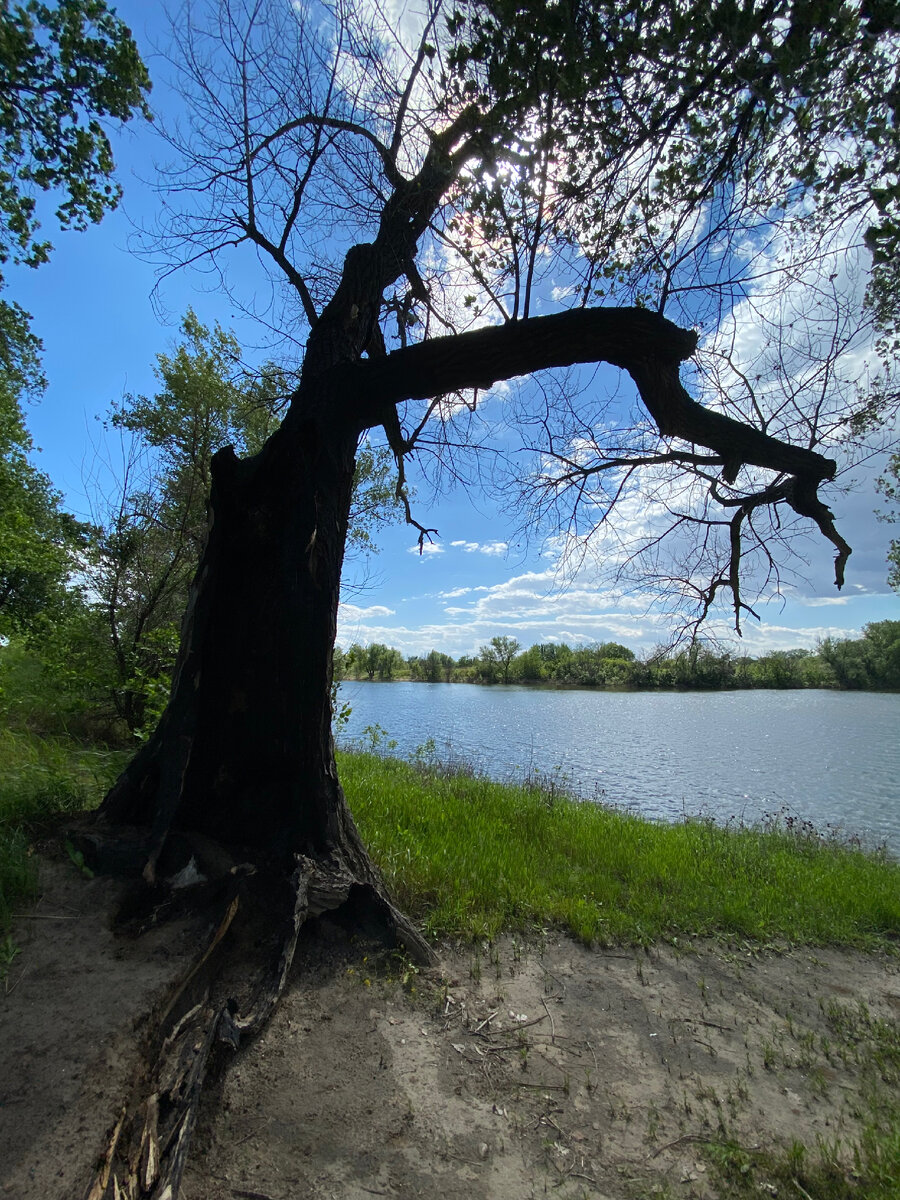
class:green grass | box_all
[0,728,127,929]
[339,750,900,947]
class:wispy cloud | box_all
[795,596,850,607]
[337,527,886,659]
[450,539,509,556]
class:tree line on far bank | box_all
[337,625,900,692]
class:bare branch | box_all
[249,113,405,188]
[391,4,441,158]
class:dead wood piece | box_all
[159,896,239,1030]
[219,859,311,1045]
[306,860,354,914]
[139,1097,160,1193]
[83,1107,125,1200]
[541,996,557,1040]
[473,1009,500,1033]
[516,1081,569,1091]
[648,1132,720,1159]
[157,1006,216,1106]
[151,1005,222,1200]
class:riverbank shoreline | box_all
[341,675,900,694]
[337,684,900,854]
[336,622,900,691]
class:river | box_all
[337,683,900,853]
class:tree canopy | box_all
[0,0,150,278]
[147,0,899,631]
[0,300,85,637]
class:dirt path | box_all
[2,858,898,1200]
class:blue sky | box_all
[10,0,898,660]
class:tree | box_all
[862,620,900,688]
[479,635,521,683]
[407,649,455,681]
[0,301,86,637]
[353,641,402,680]
[79,3,900,1192]
[535,642,574,681]
[87,311,277,732]
[876,451,900,591]
[751,649,812,690]
[82,312,404,734]
[0,0,149,279]
[820,620,900,689]
[0,1,149,633]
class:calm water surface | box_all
[338,683,900,853]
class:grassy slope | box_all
[2,729,898,948]
[339,751,900,948]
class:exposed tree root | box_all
[77,831,435,1200]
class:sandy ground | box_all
[1,856,898,1200]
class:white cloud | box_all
[337,505,895,660]
[339,603,395,620]
[407,542,444,556]
[699,199,879,452]
[795,596,850,608]
[449,539,509,556]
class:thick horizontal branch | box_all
[332,307,836,485]
[338,306,694,407]
[310,305,849,586]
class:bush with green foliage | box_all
[819,621,900,690]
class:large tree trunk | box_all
[99,406,374,872]
[75,300,849,1199]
